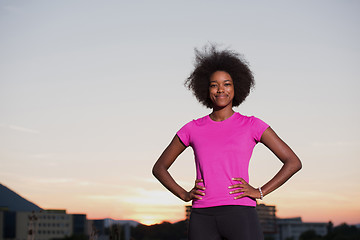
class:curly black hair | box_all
[185,44,255,108]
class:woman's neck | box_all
[209,107,235,122]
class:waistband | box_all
[191,205,255,216]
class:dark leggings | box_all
[188,205,264,240]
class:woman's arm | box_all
[152,135,205,202]
[229,127,302,199]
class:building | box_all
[276,217,328,240]
[0,184,91,240]
[256,203,277,238]
[87,219,108,240]
[185,206,191,222]
[0,209,16,239]
[72,213,87,235]
[0,209,88,240]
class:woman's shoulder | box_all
[234,112,253,121]
[180,114,209,128]
[234,112,267,125]
[193,114,209,125]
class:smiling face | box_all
[209,71,235,109]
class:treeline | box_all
[130,222,360,240]
[55,221,188,240]
[298,223,360,240]
[130,220,188,240]
[57,221,360,240]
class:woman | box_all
[152,45,302,240]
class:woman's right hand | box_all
[183,179,205,202]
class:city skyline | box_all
[0,182,346,229]
[1,1,359,226]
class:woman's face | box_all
[209,71,234,109]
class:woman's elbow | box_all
[152,164,160,178]
[284,156,302,174]
[152,162,166,179]
[293,158,302,173]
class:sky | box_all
[1,0,359,226]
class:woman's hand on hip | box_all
[229,178,261,200]
[183,179,205,202]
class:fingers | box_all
[229,188,243,194]
[189,188,205,200]
[232,188,258,200]
[229,189,249,200]
[228,177,247,189]
[229,178,258,199]
[234,194,246,200]
[195,179,205,191]
[192,193,203,200]
[195,179,203,183]
[193,189,205,196]
[190,179,205,200]
[231,177,246,183]
[190,178,258,200]
[229,187,258,200]
[195,184,205,191]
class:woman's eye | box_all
[210,85,217,88]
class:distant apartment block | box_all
[185,205,191,221]
[0,209,87,240]
[87,219,108,240]
[256,203,277,238]
[277,217,328,240]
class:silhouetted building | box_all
[256,203,277,238]
[0,209,89,240]
[0,209,72,240]
[87,219,112,240]
[0,184,91,240]
[276,217,327,240]
[72,213,87,235]
[1,210,16,239]
[0,184,42,212]
[185,205,191,221]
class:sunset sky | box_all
[1,1,359,226]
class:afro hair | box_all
[185,44,255,108]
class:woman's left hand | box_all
[228,178,261,200]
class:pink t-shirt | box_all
[177,112,269,208]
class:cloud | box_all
[141,177,193,188]
[122,188,183,206]
[81,187,183,208]
[35,178,74,184]
[311,141,360,147]
[0,123,39,134]
[85,195,123,200]
[142,178,159,184]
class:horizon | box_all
[0,182,357,227]
[1,1,359,228]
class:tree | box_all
[324,223,360,240]
[299,230,322,240]
[130,221,187,240]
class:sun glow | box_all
[130,208,185,226]
[137,216,164,226]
